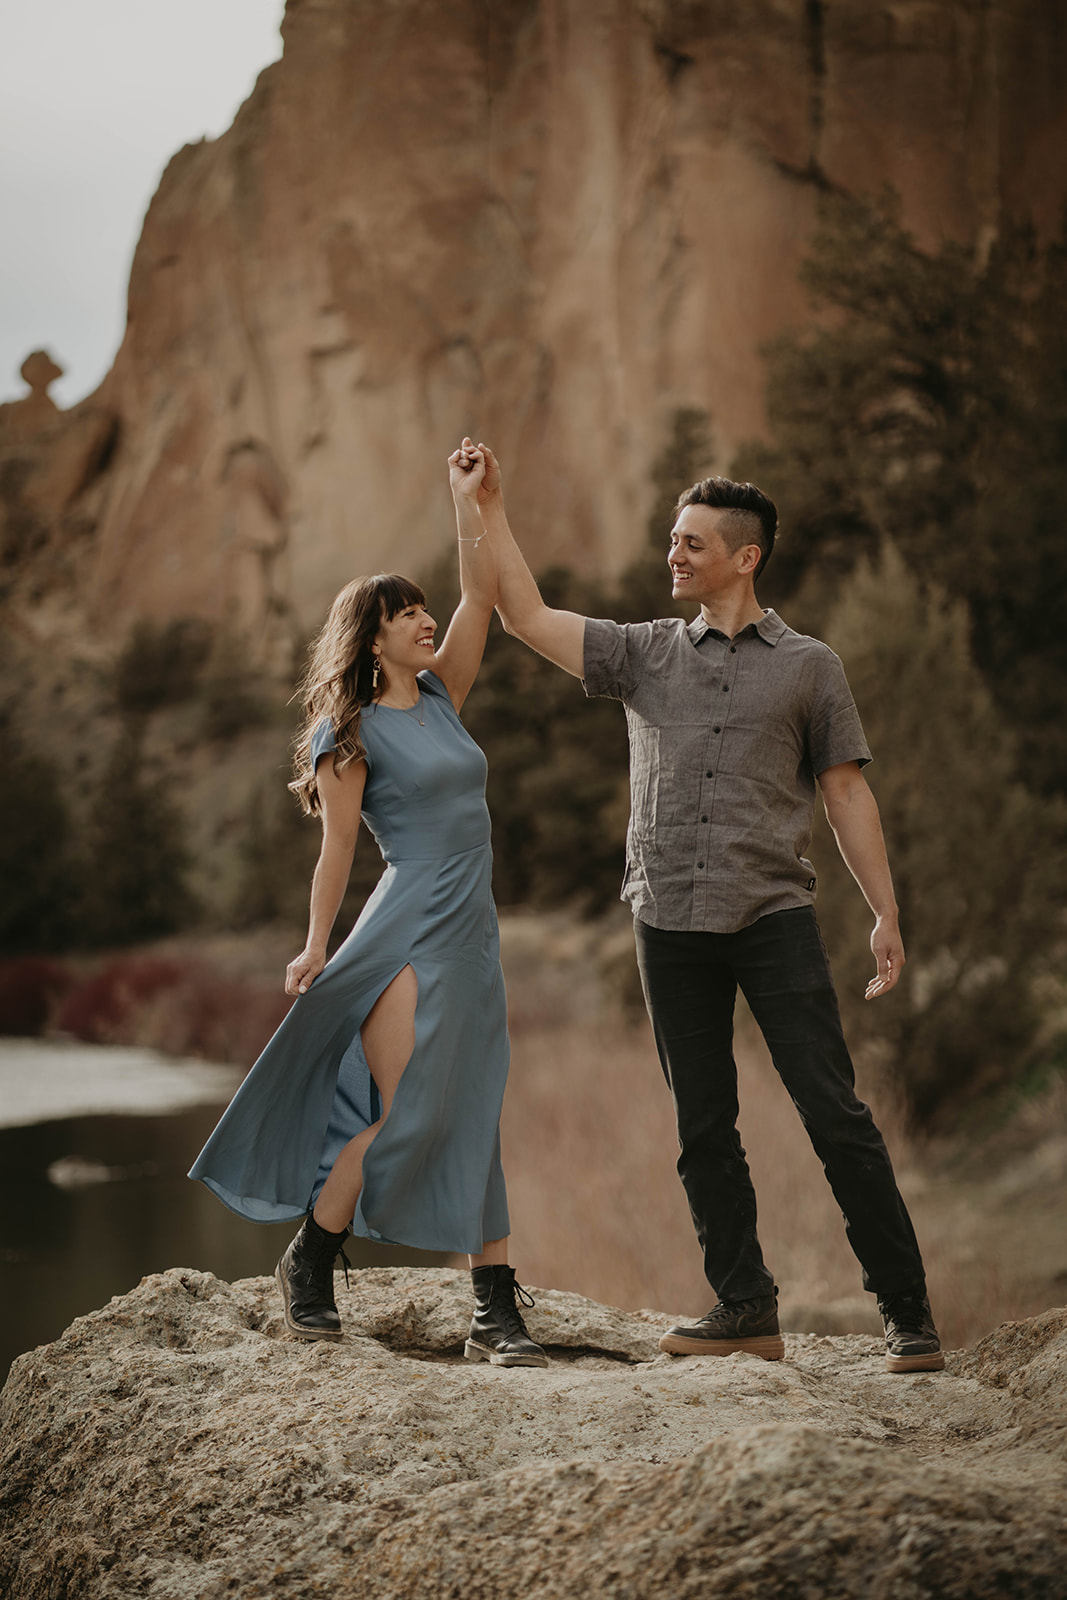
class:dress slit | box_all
[190,668,511,1253]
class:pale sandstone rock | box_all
[2,0,1065,648]
[1,1267,1064,1597]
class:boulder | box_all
[1,1267,1064,1597]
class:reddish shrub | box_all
[142,967,292,1067]
[52,953,291,1067]
[0,957,75,1036]
[57,957,187,1044]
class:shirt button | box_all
[697,861,705,870]
[722,684,729,692]
[706,769,713,777]
[713,726,721,734]
[730,646,737,654]
[701,814,708,823]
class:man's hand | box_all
[866,916,905,1000]
[474,439,502,506]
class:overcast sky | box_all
[0,0,286,407]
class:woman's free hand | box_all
[286,946,326,996]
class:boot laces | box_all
[297,1229,352,1290]
[495,1279,535,1340]
[336,1242,352,1290]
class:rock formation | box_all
[2,0,1066,652]
[1,1267,1065,1597]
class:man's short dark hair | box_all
[674,476,779,581]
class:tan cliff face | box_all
[2,0,1065,652]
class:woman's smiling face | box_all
[374,601,438,678]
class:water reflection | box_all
[0,1101,452,1382]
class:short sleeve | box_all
[309,718,337,769]
[807,652,872,774]
[583,618,638,700]
[417,669,452,703]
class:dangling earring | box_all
[371,653,381,690]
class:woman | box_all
[189,443,547,1368]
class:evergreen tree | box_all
[78,723,198,946]
[811,543,1067,1126]
[734,194,1067,794]
[0,719,76,953]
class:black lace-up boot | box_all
[275,1212,351,1341]
[659,1290,785,1359]
[879,1287,944,1373]
[465,1265,550,1368]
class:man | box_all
[451,438,942,1374]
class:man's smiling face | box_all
[667,504,759,606]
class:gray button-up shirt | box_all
[582,609,871,933]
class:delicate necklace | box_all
[380,694,424,725]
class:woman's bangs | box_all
[378,574,426,620]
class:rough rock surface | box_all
[2,1268,1065,1598]
[3,0,1066,643]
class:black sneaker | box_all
[879,1288,945,1373]
[659,1292,785,1360]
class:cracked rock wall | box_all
[3,0,1065,652]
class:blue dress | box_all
[189,670,510,1253]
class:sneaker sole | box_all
[275,1261,343,1342]
[659,1332,786,1360]
[885,1350,945,1373]
[464,1338,550,1368]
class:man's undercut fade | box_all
[674,476,779,581]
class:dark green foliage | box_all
[809,545,1067,1128]
[462,584,630,914]
[233,761,384,943]
[114,618,214,715]
[233,774,321,931]
[733,193,1067,795]
[77,723,198,946]
[198,629,274,741]
[726,192,1067,1123]
[0,720,76,953]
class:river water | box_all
[0,1039,450,1381]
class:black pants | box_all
[634,907,925,1303]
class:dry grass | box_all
[498,971,1065,1352]
[9,914,1061,1352]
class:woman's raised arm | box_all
[431,443,500,712]
[465,440,587,679]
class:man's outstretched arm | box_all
[453,438,587,678]
[817,761,905,1000]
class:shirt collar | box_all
[687,608,786,648]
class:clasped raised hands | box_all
[448,437,501,506]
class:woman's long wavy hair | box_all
[289,573,427,816]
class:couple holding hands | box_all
[191,440,943,1376]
